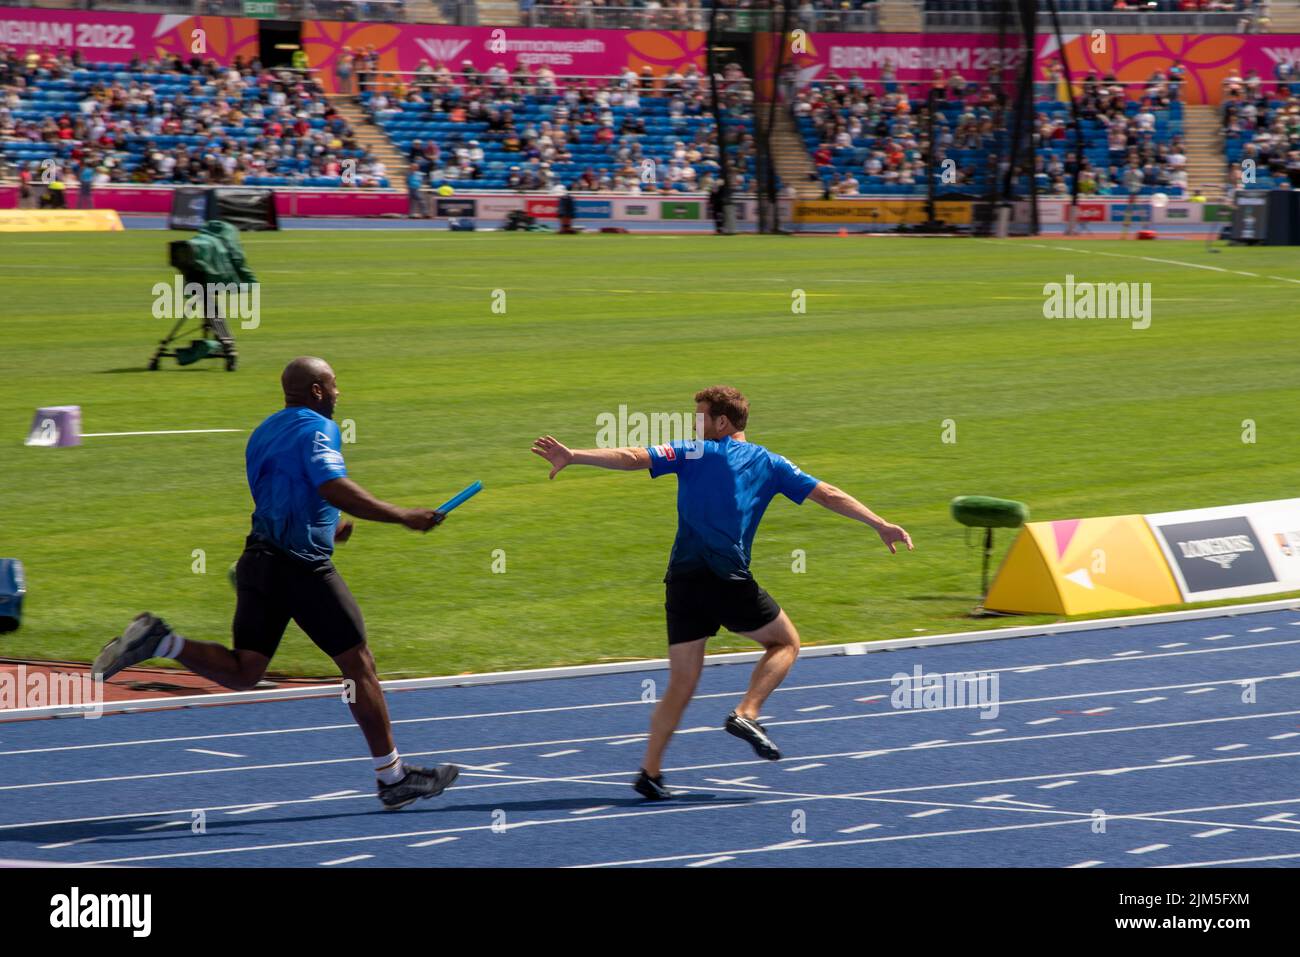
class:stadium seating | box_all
[363,76,758,192]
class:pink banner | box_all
[302,21,708,94]
[0,8,259,65]
[783,32,1300,105]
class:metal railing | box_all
[523,4,879,33]
[923,10,1265,34]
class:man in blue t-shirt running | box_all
[94,357,460,810]
[532,385,913,800]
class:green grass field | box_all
[3,232,1299,679]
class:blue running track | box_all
[2,608,1299,868]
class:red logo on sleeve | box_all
[655,444,676,461]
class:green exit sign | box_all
[243,0,278,17]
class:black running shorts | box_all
[664,570,781,646]
[232,538,366,660]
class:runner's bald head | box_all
[282,356,339,418]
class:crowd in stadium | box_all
[363,60,757,195]
[795,64,1194,198]
[0,47,390,194]
[1222,60,1300,190]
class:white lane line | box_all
[39,837,99,849]
[607,737,647,746]
[1157,755,1196,764]
[454,763,511,772]
[82,429,244,437]
[9,641,1300,758]
[65,787,1300,868]
[855,695,886,703]
[1269,732,1300,740]
[186,749,245,758]
[686,856,735,868]
[1027,718,1060,725]
[703,777,770,789]
[838,823,881,834]
[796,705,833,713]
[408,836,458,848]
[969,728,1005,736]
[1038,780,1077,790]
[226,804,278,815]
[1213,744,1248,752]
[1014,666,1048,673]
[849,750,889,759]
[1127,844,1169,855]
[1135,697,1167,704]
[974,795,1052,808]
[540,750,581,758]
[907,809,949,818]
[764,840,811,850]
[309,790,359,800]
[911,739,948,748]
[1161,852,1300,867]
[1068,860,1104,868]
[1204,634,1233,641]
[784,763,826,772]
[1082,708,1116,715]
[134,821,190,832]
[570,805,614,816]
[1113,651,1144,657]
[677,726,716,734]
[1248,627,1275,634]
[1192,828,1233,838]
[13,708,1300,800]
[1160,643,1188,649]
[1255,812,1296,823]
[1185,687,1217,694]
[320,854,372,866]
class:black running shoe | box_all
[725,711,781,760]
[632,768,676,801]
[378,764,460,811]
[92,613,173,681]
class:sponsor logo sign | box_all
[435,197,477,218]
[526,197,559,219]
[574,199,612,219]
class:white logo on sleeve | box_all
[311,430,345,468]
[782,456,803,475]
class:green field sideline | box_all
[2,233,1298,678]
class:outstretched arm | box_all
[807,481,914,554]
[319,477,444,532]
[531,435,650,479]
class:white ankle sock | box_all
[374,749,405,785]
[156,631,184,660]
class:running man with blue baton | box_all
[532,386,913,800]
[95,357,464,810]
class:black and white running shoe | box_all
[92,613,173,681]
[724,710,781,761]
[632,768,676,801]
[378,764,460,811]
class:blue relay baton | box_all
[436,480,483,517]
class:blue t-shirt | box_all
[647,437,819,581]
[245,407,348,563]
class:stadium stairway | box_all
[878,0,924,31]
[476,1,521,25]
[328,95,409,179]
[1267,1,1300,31]
[771,107,822,198]
[1182,103,1227,199]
